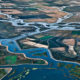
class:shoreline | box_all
[0,42,48,67]
[48,49,80,65]
[0,5,80,80]
[0,68,12,80]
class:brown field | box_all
[14,0,32,2]
[0,0,68,23]
[0,15,7,19]
[54,0,80,6]
[34,30,71,39]
[24,5,67,23]
[51,47,65,51]
[0,9,23,15]
[63,39,75,46]
[63,12,80,23]
[0,3,15,6]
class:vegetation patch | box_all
[63,6,80,12]
[39,36,53,40]
[72,31,80,35]
[0,45,46,65]
[32,52,48,57]
[5,56,17,65]
[0,69,6,79]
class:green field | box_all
[40,36,53,40]
[5,56,17,64]
[0,69,6,79]
[72,31,80,35]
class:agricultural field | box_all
[0,0,80,80]
[63,6,80,23]
[0,22,37,38]
[17,30,80,63]
[0,68,12,79]
[0,0,67,23]
[0,45,46,65]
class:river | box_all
[0,6,80,80]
